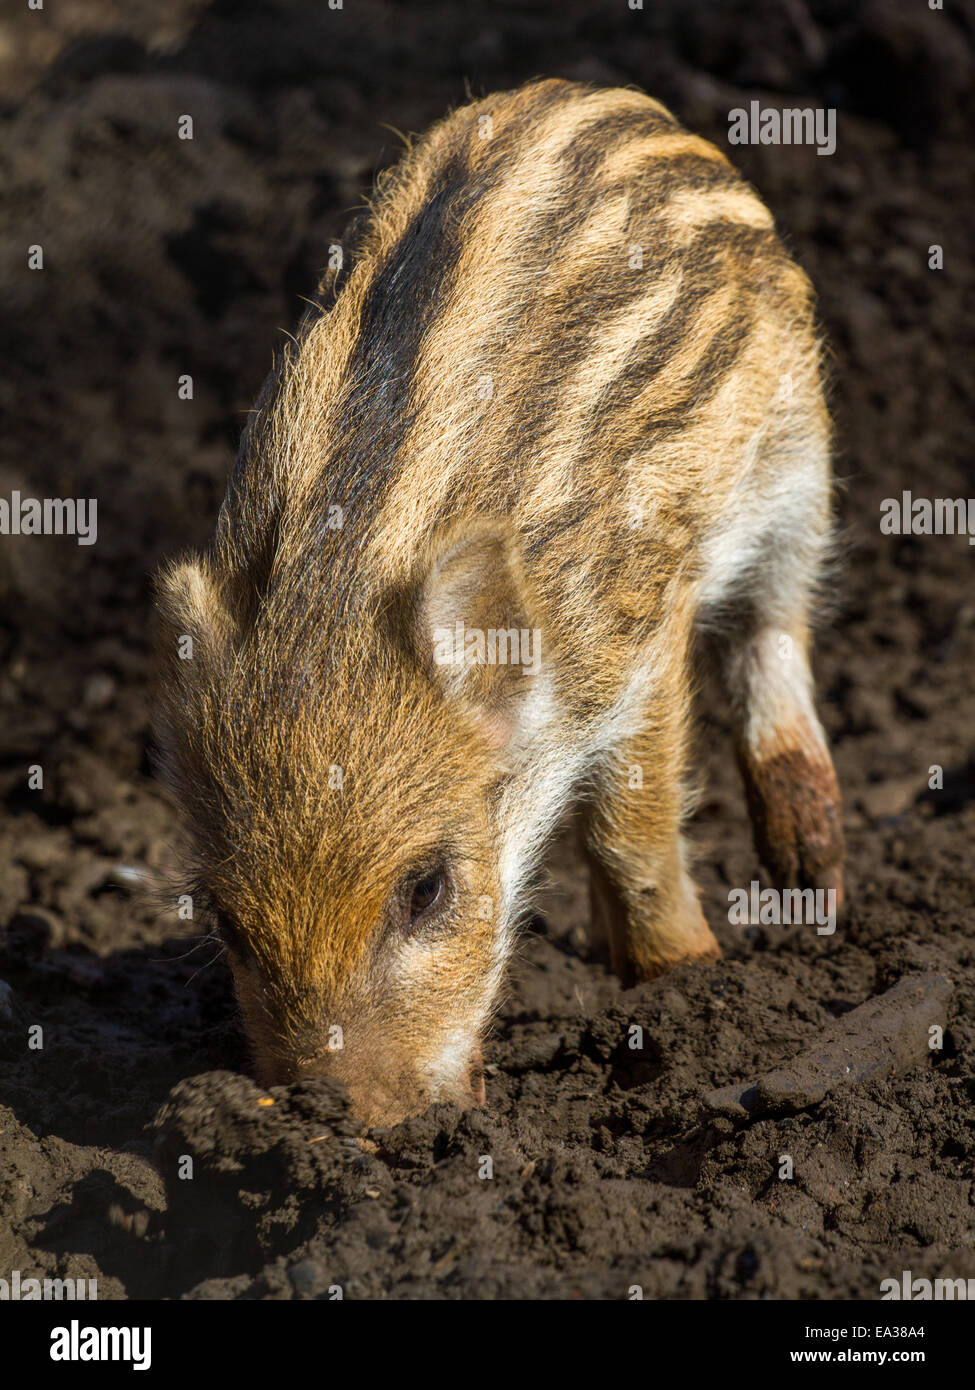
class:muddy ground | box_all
[1,0,974,1300]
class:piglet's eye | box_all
[409,870,445,923]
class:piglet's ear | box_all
[154,558,237,671]
[152,557,238,784]
[414,527,546,752]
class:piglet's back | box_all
[214,78,813,615]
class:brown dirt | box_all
[1,0,974,1300]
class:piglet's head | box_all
[153,525,551,1125]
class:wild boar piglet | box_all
[155,80,844,1126]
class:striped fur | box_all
[154,80,843,1125]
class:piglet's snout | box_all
[256,1037,486,1128]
